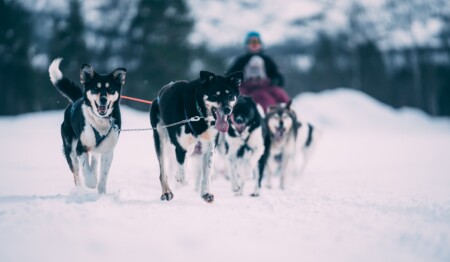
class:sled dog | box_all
[253,101,317,195]
[150,71,244,202]
[49,58,126,194]
[219,96,265,196]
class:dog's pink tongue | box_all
[275,129,284,141]
[215,111,229,133]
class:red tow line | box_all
[121,95,153,105]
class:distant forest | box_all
[1,0,450,116]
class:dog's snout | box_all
[235,116,244,124]
[99,96,107,105]
[222,106,232,116]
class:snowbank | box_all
[0,88,449,262]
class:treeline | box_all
[271,33,450,116]
[1,0,449,116]
[0,0,224,114]
[267,0,450,116]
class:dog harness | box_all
[236,134,253,157]
[184,99,207,137]
[92,120,116,147]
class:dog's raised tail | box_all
[49,58,82,102]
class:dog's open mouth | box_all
[95,102,108,116]
[212,108,229,133]
[231,115,246,134]
[274,127,285,141]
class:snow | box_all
[1,88,450,262]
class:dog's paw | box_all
[98,186,106,194]
[84,175,97,189]
[202,193,214,203]
[175,175,186,184]
[160,192,174,201]
[231,184,241,193]
[250,192,260,197]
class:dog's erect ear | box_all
[200,71,215,84]
[256,103,265,118]
[227,71,244,88]
[113,68,127,85]
[80,64,94,84]
[286,100,293,110]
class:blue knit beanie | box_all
[245,31,262,44]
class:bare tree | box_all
[383,0,446,114]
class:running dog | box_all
[48,58,126,194]
[150,71,243,203]
[220,96,265,196]
[252,101,317,196]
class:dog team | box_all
[48,50,318,203]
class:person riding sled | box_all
[226,31,290,111]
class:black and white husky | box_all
[219,96,265,195]
[48,58,126,194]
[150,71,244,203]
[253,101,317,196]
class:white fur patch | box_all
[230,96,237,107]
[177,126,196,151]
[282,114,293,130]
[204,99,220,109]
[105,82,110,88]
[256,104,265,118]
[80,104,119,153]
[48,58,63,85]
[106,92,119,115]
[97,83,102,88]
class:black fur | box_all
[227,96,262,137]
[54,77,83,102]
[305,123,314,147]
[150,70,244,202]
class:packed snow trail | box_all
[1,89,449,262]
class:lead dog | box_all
[253,101,317,196]
[219,96,265,196]
[150,71,243,203]
[48,58,126,194]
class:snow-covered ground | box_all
[1,89,450,262]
